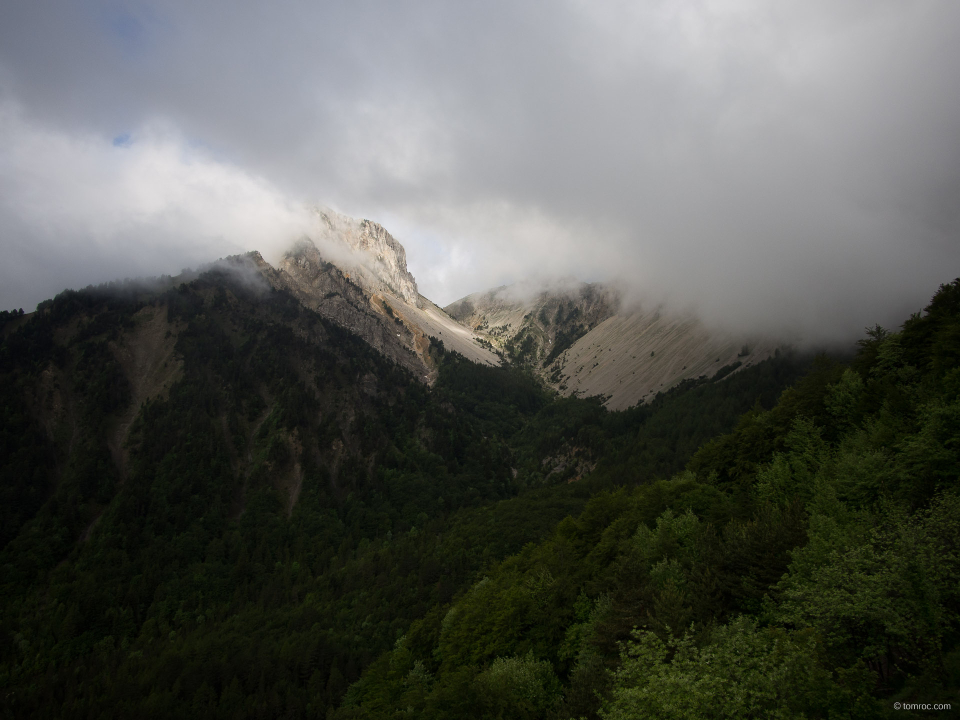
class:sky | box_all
[1,1,959,342]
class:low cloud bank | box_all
[0,100,313,311]
[2,1,959,346]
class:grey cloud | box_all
[1,1,958,343]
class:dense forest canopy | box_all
[1,268,958,718]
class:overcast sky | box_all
[1,1,958,341]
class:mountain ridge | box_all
[8,208,787,409]
[5,210,956,716]
[237,209,501,380]
[445,279,782,410]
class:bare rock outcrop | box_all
[445,280,621,367]
[239,227,499,383]
[273,241,428,378]
[446,280,782,410]
[312,208,421,307]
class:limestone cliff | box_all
[312,208,421,307]
[240,214,499,382]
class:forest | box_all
[1,266,959,718]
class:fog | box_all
[1,1,959,342]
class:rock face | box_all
[240,212,499,383]
[446,281,620,367]
[446,281,782,410]
[312,208,421,307]
[274,241,429,377]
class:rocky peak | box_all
[313,208,420,307]
[445,280,621,368]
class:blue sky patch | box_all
[99,6,169,60]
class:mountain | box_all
[446,281,782,410]
[0,243,819,717]
[334,279,960,719]
[258,208,498,381]
[445,279,618,366]
[311,208,421,306]
[3,207,958,717]
[133,207,782,409]
[241,208,783,409]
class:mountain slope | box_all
[554,308,780,410]
[0,264,540,716]
[446,282,781,409]
[0,257,816,718]
[11,209,949,719]
[446,280,618,366]
[254,209,498,380]
[338,279,960,720]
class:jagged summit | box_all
[310,207,420,307]
[236,211,500,381]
